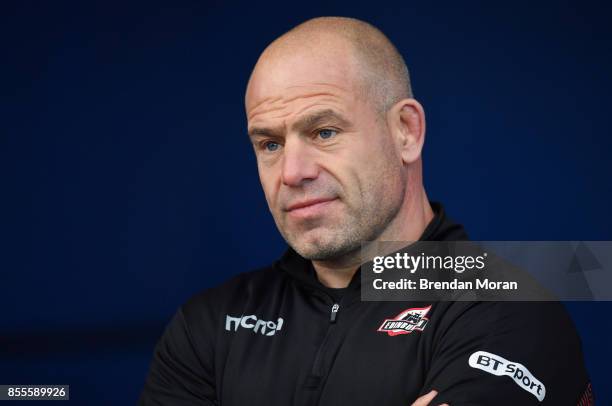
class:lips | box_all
[285,197,337,212]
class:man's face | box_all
[245,44,406,260]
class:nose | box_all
[280,138,319,187]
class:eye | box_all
[263,141,280,152]
[317,128,338,140]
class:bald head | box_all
[247,17,412,114]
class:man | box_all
[140,17,592,405]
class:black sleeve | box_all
[423,301,592,405]
[139,306,217,405]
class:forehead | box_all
[245,44,363,122]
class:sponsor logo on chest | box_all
[225,314,284,336]
[377,305,431,336]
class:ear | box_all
[386,98,426,165]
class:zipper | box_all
[330,303,340,323]
[298,292,354,404]
[310,301,342,378]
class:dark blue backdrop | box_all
[2,1,611,404]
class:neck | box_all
[312,187,434,288]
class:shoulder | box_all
[428,301,590,404]
[435,301,588,382]
[433,300,580,342]
[429,300,586,379]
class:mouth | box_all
[285,197,338,218]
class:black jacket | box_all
[140,203,592,405]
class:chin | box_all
[291,232,358,261]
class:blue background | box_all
[2,1,611,404]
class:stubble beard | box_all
[278,189,404,262]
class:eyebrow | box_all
[292,109,351,133]
[248,109,351,138]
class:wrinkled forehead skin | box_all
[245,35,368,124]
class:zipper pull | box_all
[330,303,340,323]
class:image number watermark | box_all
[0,385,69,400]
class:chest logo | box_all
[377,305,431,336]
[225,314,284,336]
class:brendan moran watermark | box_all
[373,278,518,291]
[361,241,612,301]
[369,249,517,295]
